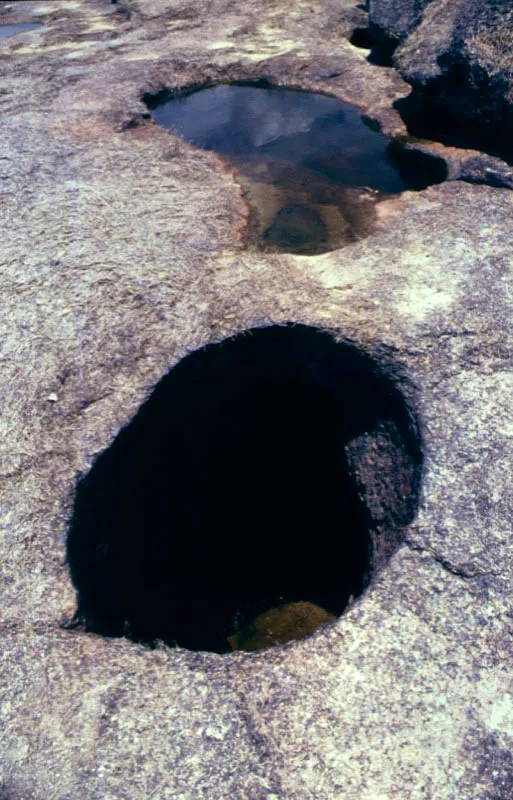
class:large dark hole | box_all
[144,83,446,255]
[67,325,422,653]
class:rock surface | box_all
[375,0,513,150]
[2,1,513,799]
[368,0,433,44]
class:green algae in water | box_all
[149,84,443,254]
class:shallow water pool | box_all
[0,23,42,39]
[149,84,444,254]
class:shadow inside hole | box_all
[387,142,448,190]
[349,27,396,67]
[66,325,423,653]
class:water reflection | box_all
[150,84,439,254]
[0,23,42,39]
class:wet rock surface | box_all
[1,1,513,798]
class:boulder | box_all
[394,0,513,147]
[368,0,433,45]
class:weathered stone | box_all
[368,0,433,44]
[393,139,513,188]
[2,1,513,798]
[227,602,337,652]
[395,0,513,146]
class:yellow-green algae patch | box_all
[228,602,337,652]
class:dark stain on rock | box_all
[459,732,513,799]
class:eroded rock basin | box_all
[148,83,447,254]
[66,324,422,653]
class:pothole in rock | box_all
[350,27,396,67]
[66,325,423,654]
[144,83,447,255]
[0,23,43,39]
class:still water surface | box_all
[151,84,426,254]
[0,23,42,39]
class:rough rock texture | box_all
[368,0,433,44]
[393,0,513,150]
[2,1,513,798]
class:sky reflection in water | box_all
[152,85,410,253]
[0,23,42,39]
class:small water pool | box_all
[0,23,43,39]
[147,84,446,254]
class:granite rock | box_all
[1,1,513,798]
[368,0,433,45]
[395,0,513,147]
